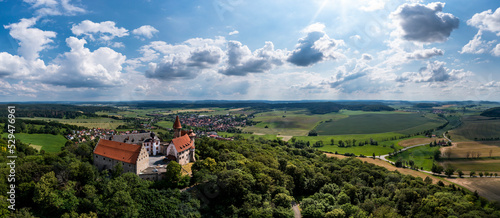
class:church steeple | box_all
[173,116,182,138]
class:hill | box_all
[481,107,500,117]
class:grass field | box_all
[318,144,397,156]
[293,132,405,146]
[217,132,280,140]
[450,116,500,141]
[21,117,126,129]
[315,112,446,135]
[2,133,67,153]
[388,145,441,171]
[440,141,500,159]
[440,159,500,173]
[156,121,174,129]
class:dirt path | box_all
[291,201,301,218]
[325,153,450,185]
[280,135,293,142]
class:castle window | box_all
[103,157,105,160]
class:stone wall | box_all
[93,154,137,173]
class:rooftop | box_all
[94,139,142,164]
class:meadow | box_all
[388,144,441,171]
[2,133,67,153]
[318,144,397,156]
[450,116,500,141]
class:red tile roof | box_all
[173,116,182,129]
[171,134,194,152]
[94,139,142,164]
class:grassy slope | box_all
[388,144,440,171]
[2,133,67,153]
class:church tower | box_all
[173,116,182,138]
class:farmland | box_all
[447,178,500,202]
[20,117,126,129]
[439,141,500,159]
[2,133,67,153]
[440,159,500,173]
[450,116,500,141]
[315,112,446,135]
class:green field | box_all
[318,144,398,156]
[2,133,67,153]
[450,116,500,141]
[315,112,446,135]
[242,110,347,136]
[20,117,126,129]
[156,121,174,129]
[388,145,441,171]
[217,132,280,140]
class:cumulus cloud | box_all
[132,25,158,39]
[4,17,56,60]
[71,20,129,41]
[362,53,373,61]
[23,0,85,17]
[44,37,126,88]
[467,7,500,35]
[228,30,239,35]
[144,38,224,80]
[218,41,285,76]
[406,47,444,59]
[460,31,496,54]
[287,23,345,66]
[391,2,459,43]
[493,44,500,56]
[397,61,468,83]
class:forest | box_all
[1,135,499,217]
[0,104,118,119]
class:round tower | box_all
[173,116,182,138]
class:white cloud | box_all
[467,7,500,35]
[390,2,459,43]
[132,25,159,39]
[228,30,239,35]
[43,37,126,88]
[492,43,500,56]
[4,17,56,60]
[406,47,444,59]
[397,61,470,83]
[23,0,85,17]
[218,41,285,76]
[359,0,386,12]
[287,22,345,66]
[71,20,129,41]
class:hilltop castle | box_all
[93,116,196,176]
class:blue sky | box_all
[1,0,500,102]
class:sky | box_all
[1,0,500,102]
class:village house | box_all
[93,139,149,174]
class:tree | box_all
[433,150,441,160]
[470,171,476,177]
[111,163,124,178]
[445,167,455,177]
[495,173,498,178]
[272,193,294,208]
[431,163,443,174]
[372,153,376,159]
[457,169,464,178]
[490,149,493,158]
[165,161,182,184]
[424,177,433,184]
[308,130,318,136]
[330,139,334,145]
[479,172,484,177]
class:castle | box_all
[93,116,196,176]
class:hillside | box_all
[481,107,500,117]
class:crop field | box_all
[388,145,441,171]
[450,116,500,141]
[315,113,446,135]
[156,121,174,129]
[440,159,500,173]
[293,132,405,145]
[242,110,346,136]
[217,132,280,140]
[21,117,126,129]
[2,133,67,153]
[398,137,435,147]
[439,141,500,159]
[448,178,500,202]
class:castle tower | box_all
[173,116,182,138]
